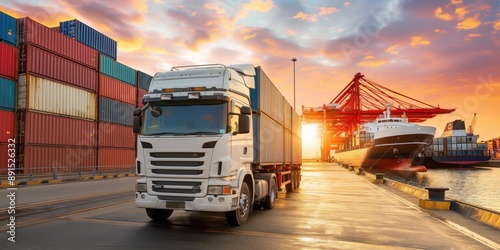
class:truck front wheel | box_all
[146,208,173,222]
[226,182,250,226]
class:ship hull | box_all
[335,126,435,172]
[414,156,492,169]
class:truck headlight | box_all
[207,185,231,195]
[136,183,147,192]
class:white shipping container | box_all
[18,74,96,120]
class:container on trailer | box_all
[98,147,135,167]
[137,88,148,108]
[292,134,302,164]
[251,66,285,126]
[284,101,292,131]
[0,77,16,111]
[20,145,97,173]
[99,54,136,86]
[18,17,98,69]
[292,111,302,136]
[98,122,135,148]
[253,113,285,164]
[59,19,117,60]
[0,110,15,143]
[0,11,18,46]
[99,97,134,126]
[18,74,97,120]
[0,42,17,80]
[284,130,292,163]
[18,111,96,146]
[137,70,153,90]
[19,45,98,91]
[99,74,136,105]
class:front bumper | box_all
[135,192,238,212]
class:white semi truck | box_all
[133,64,302,226]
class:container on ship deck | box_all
[99,54,136,86]
[98,147,135,167]
[18,17,98,69]
[0,77,16,111]
[0,110,15,143]
[99,74,136,105]
[19,145,97,173]
[19,45,98,91]
[98,122,135,148]
[99,97,134,127]
[18,111,96,147]
[0,42,18,80]
[59,19,117,60]
[18,74,97,120]
[0,11,18,46]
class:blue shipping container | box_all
[99,54,136,86]
[59,19,117,59]
[99,97,134,126]
[0,77,16,110]
[0,11,17,46]
[137,71,153,90]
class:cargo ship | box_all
[334,104,436,172]
[412,119,491,168]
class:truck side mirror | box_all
[133,108,142,134]
[240,106,252,115]
[238,114,250,134]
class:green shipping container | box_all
[99,54,136,86]
[0,77,15,110]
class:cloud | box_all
[455,7,467,20]
[494,20,500,32]
[357,56,387,68]
[344,2,350,7]
[435,7,454,21]
[385,44,400,54]
[319,7,338,16]
[293,12,317,22]
[409,36,431,46]
[239,0,274,18]
[456,14,481,30]
[451,0,463,4]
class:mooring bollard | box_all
[373,173,385,184]
[419,187,451,210]
[357,168,364,175]
[349,165,355,171]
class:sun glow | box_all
[302,124,321,159]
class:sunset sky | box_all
[2,0,499,158]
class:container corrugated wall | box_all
[99,97,134,126]
[99,74,136,105]
[0,110,15,143]
[253,113,285,164]
[284,101,292,131]
[59,19,117,60]
[0,42,17,80]
[98,147,135,166]
[18,74,97,120]
[137,88,148,108]
[0,77,16,110]
[284,130,292,163]
[20,45,98,91]
[18,18,98,69]
[19,111,96,146]
[137,71,153,90]
[292,134,302,164]
[0,12,17,46]
[251,66,285,125]
[98,122,135,148]
[21,145,96,173]
[99,55,136,86]
[0,143,10,174]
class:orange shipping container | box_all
[20,145,96,173]
[0,109,15,143]
[99,74,136,105]
[98,122,135,148]
[98,147,135,167]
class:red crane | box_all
[302,73,455,161]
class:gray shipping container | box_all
[99,97,134,127]
[253,113,285,165]
[251,66,285,126]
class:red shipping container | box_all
[20,45,98,91]
[137,88,148,108]
[98,122,135,148]
[19,18,98,69]
[0,109,15,143]
[99,74,136,105]
[98,147,135,167]
[0,42,17,80]
[21,145,96,173]
[0,143,15,175]
[18,111,97,146]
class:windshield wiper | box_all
[183,131,221,135]
[146,132,186,136]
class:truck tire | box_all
[226,182,250,226]
[296,169,301,188]
[286,170,295,193]
[146,208,173,222]
[262,177,277,209]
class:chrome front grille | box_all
[148,151,207,177]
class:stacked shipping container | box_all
[136,71,153,108]
[0,12,18,174]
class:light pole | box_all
[291,57,297,110]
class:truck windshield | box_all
[142,102,228,136]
